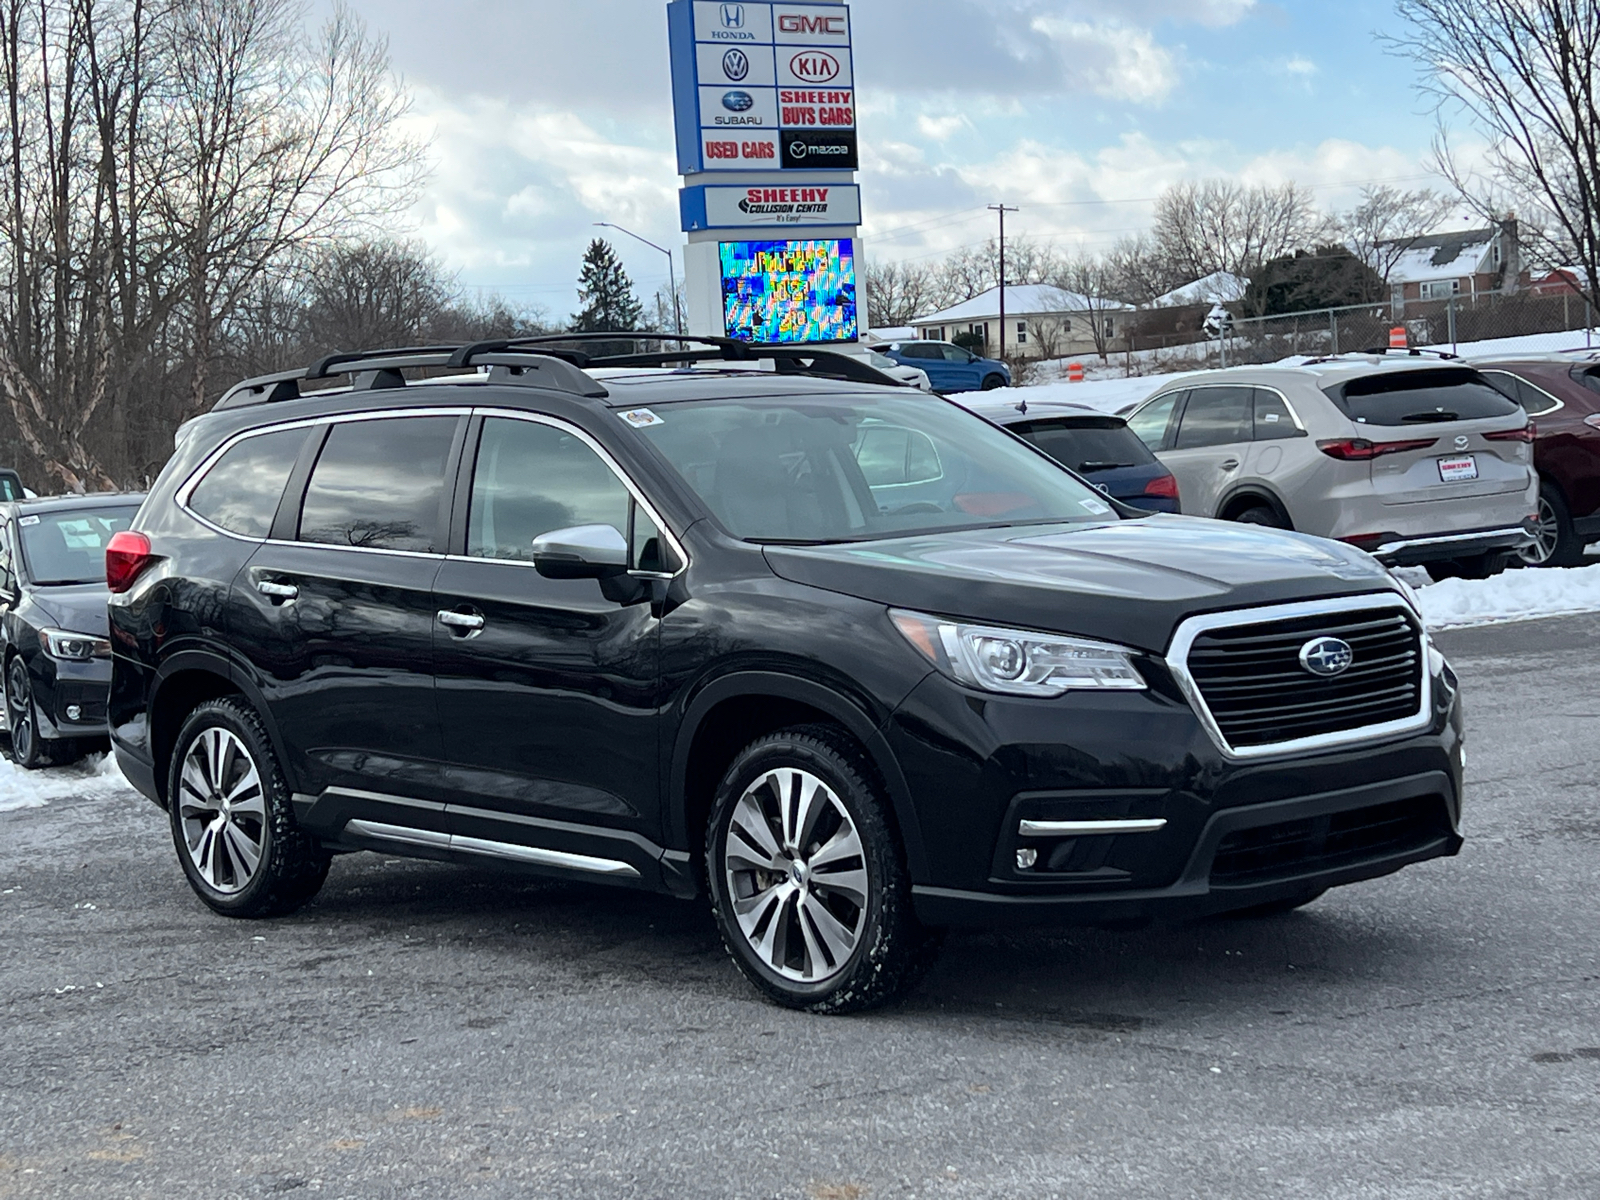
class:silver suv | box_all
[1123,356,1538,579]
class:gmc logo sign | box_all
[779,14,846,35]
[789,51,840,83]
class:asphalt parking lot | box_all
[2,615,1598,1199]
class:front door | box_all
[1161,385,1254,518]
[431,413,666,861]
[229,413,463,804]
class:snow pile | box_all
[1417,563,1600,629]
[951,374,1176,415]
[0,752,134,814]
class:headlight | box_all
[42,629,111,661]
[890,609,1146,697]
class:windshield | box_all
[631,395,1121,543]
[1014,419,1158,473]
[17,506,139,585]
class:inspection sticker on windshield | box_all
[17,515,38,526]
[1437,455,1478,482]
[1080,496,1113,515]
[619,408,664,429]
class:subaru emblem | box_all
[722,49,750,81]
[720,3,744,28]
[722,90,754,112]
[1298,637,1354,678]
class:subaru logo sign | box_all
[722,49,750,81]
[720,3,744,28]
[721,90,754,112]
[1298,637,1354,678]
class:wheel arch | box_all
[1216,484,1295,528]
[668,671,929,888]
[147,651,291,809]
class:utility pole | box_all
[594,222,682,336]
[989,203,1019,361]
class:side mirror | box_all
[531,524,629,580]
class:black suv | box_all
[109,336,1465,1013]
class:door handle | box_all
[255,580,298,601]
[1220,458,1241,470]
[437,610,485,632]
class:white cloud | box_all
[916,114,973,141]
[1029,18,1180,105]
[1283,56,1319,78]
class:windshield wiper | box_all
[31,578,97,587]
[1401,410,1459,423]
[1077,460,1136,472]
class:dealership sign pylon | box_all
[667,0,863,345]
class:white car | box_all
[867,350,932,392]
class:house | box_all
[1152,272,1249,308]
[1529,268,1589,298]
[1375,219,1530,305]
[910,284,1133,360]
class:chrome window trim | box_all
[1480,368,1565,417]
[1250,383,1308,434]
[175,407,473,550]
[463,407,690,579]
[1165,593,1432,761]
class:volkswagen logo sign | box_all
[722,49,750,81]
[1299,637,1354,678]
[720,3,744,28]
[721,90,754,112]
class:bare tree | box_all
[1389,0,1600,310]
[1104,234,1184,306]
[302,240,449,351]
[1341,184,1457,288]
[1153,180,1328,285]
[1050,257,1125,362]
[863,259,935,328]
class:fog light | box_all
[66,705,81,721]
[1015,847,1037,870]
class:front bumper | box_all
[27,655,113,740]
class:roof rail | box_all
[500,331,912,388]
[1356,346,1460,360]
[213,346,610,411]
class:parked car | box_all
[866,349,932,393]
[959,398,1181,513]
[109,335,1463,1014]
[2,493,143,767]
[872,340,1012,393]
[1123,357,1539,581]
[1470,354,1600,566]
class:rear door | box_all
[940,343,983,391]
[897,344,950,391]
[229,411,463,805]
[1161,385,1254,517]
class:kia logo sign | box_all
[719,3,744,28]
[722,49,750,81]
[789,51,840,84]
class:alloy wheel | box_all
[7,658,34,764]
[177,727,267,894]
[723,767,870,984]
[1518,495,1559,566]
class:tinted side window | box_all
[1175,386,1252,449]
[299,417,457,553]
[940,344,970,362]
[189,427,307,538]
[899,344,938,360]
[1252,389,1302,440]
[1483,370,1560,416]
[468,418,631,562]
[1127,392,1182,450]
[1335,369,1520,425]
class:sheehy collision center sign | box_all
[668,2,858,174]
[681,183,863,230]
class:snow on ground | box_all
[0,752,133,813]
[1425,328,1600,358]
[1415,562,1600,629]
[951,374,1176,415]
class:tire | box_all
[167,698,329,918]
[980,374,1006,391]
[1518,482,1584,568]
[1223,888,1326,918]
[705,725,940,1014]
[6,655,59,770]
[1231,504,1288,529]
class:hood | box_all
[26,582,110,635]
[763,515,1401,655]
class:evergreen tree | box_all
[571,239,644,332]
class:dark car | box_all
[1473,355,1600,566]
[108,335,1464,1014]
[960,398,1181,513]
[872,340,1012,393]
[2,494,143,767]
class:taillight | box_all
[1483,423,1536,442]
[1143,472,1179,499]
[1317,437,1439,461]
[106,530,154,594]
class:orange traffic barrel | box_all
[1067,362,1085,383]
[1389,326,1407,349]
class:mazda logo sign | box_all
[1298,637,1354,678]
[722,49,750,81]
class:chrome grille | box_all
[1174,600,1427,754]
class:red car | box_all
[1474,354,1600,566]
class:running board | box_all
[342,819,640,879]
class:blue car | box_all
[872,340,1011,394]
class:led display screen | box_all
[719,238,857,344]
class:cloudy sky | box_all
[334,0,1460,319]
